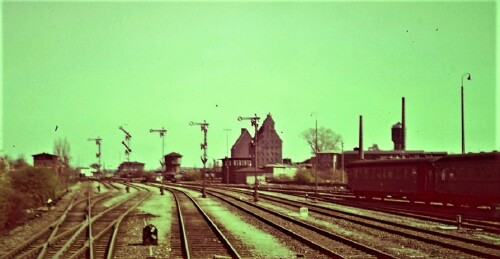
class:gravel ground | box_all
[113,184,173,259]
[231,188,500,258]
[179,186,297,258]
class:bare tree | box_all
[301,127,343,154]
[54,138,71,167]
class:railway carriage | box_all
[345,158,438,202]
[434,152,500,208]
[345,152,500,208]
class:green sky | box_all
[1,1,498,169]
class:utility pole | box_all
[223,128,232,157]
[315,114,318,195]
[238,114,260,202]
[190,120,209,198]
[119,126,132,161]
[150,127,167,170]
[341,141,344,184]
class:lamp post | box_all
[238,114,260,202]
[311,112,318,195]
[341,141,344,184]
[190,120,209,198]
[461,73,471,154]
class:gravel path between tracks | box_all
[259,190,500,245]
[253,189,500,257]
[179,186,296,258]
[113,185,174,259]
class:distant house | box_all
[117,161,145,177]
[32,152,60,169]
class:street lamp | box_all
[311,112,318,195]
[190,120,209,198]
[461,73,471,154]
[238,114,260,202]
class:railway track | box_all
[185,187,395,259]
[215,186,500,258]
[0,183,100,259]
[2,183,149,259]
[320,196,500,233]
[165,186,241,259]
[259,186,500,233]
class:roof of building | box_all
[119,161,145,166]
[165,152,182,157]
[32,152,58,158]
[263,163,296,168]
[232,128,253,149]
[234,167,266,173]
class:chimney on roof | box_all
[359,115,364,160]
[402,97,406,150]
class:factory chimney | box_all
[402,97,406,150]
[359,115,364,160]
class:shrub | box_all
[294,169,314,184]
[182,170,201,181]
[9,167,62,207]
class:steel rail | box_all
[168,187,242,259]
[220,187,500,259]
[207,189,394,259]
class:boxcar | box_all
[434,152,500,207]
[345,158,438,202]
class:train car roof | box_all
[435,151,500,163]
[345,157,439,168]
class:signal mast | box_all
[119,126,132,161]
[87,137,102,171]
[150,127,167,170]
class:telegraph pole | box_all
[238,114,260,202]
[150,127,167,170]
[190,120,209,198]
[119,126,132,161]
[223,128,232,157]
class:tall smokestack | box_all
[359,115,364,160]
[402,97,406,150]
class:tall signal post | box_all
[119,126,132,161]
[238,114,260,202]
[189,120,209,198]
[150,127,167,170]
[88,137,102,172]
